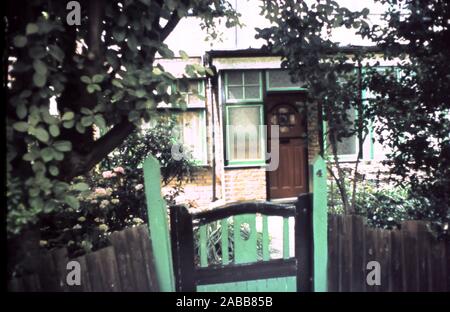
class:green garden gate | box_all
[143,155,328,292]
[169,196,313,292]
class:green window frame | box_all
[225,103,266,166]
[224,71,263,103]
[265,69,307,91]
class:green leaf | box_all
[49,165,59,176]
[179,50,189,60]
[112,79,124,88]
[135,89,146,98]
[53,140,72,152]
[127,34,138,52]
[49,124,60,137]
[41,147,54,162]
[62,111,75,121]
[92,74,104,83]
[113,30,126,42]
[33,72,47,88]
[34,127,50,143]
[94,115,106,129]
[64,195,80,209]
[152,67,162,76]
[48,44,64,62]
[33,59,48,75]
[26,23,39,35]
[73,182,89,191]
[13,35,27,48]
[80,76,91,84]
[81,116,94,127]
[13,122,29,132]
[87,84,101,93]
[81,107,93,115]
[62,120,75,128]
[16,103,27,119]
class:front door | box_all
[267,93,308,199]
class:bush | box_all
[38,115,197,257]
[328,178,448,238]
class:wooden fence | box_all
[328,214,450,292]
[8,225,159,292]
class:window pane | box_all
[227,71,243,85]
[228,86,243,100]
[244,71,259,85]
[244,86,260,99]
[336,107,357,155]
[176,111,206,163]
[267,69,302,89]
[227,106,262,161]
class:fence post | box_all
[143,155,175,292]
[312,155,328,292]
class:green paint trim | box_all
[224,104,265,165]
[283,217,290,259]
[221,219,229,265]
[143,155,175,292]
[262,215,269,261]
[312,155,328,292]
[199,225,208,267]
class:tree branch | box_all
[161,12,181,41]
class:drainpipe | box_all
[204,53,218,201]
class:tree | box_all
[361,0,450,232]
[257,0,449,234]
[257,0,372,214]
[6,0,240,235]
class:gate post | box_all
[143,155,175,292]
[312,155,328,292]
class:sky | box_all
[163,0,389,56]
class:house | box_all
[154,1,395,209]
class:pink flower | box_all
[113,166,125,174]
[94,187,107,196]
[102,171,115,179]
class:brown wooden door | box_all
[267,93,308,199]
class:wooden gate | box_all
[169,194,314,292]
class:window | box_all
[266,69,306,91]
[225,105,264,164]
[175,110,207,165]
[223,70,265,166]
[324,106,360,161]
[225,71,262,102]
[177,79,205,108]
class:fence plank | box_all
[110,229,136,291]
[402,226,419,292]
[36,250,58,291]
[126,226,151,291]
[327,215,339,292]
[390,230,404,291]
[379,230,391,291]
[365,228,378,292]
[351,215,365,292]
[416,227,431,292]
[71,255,91,292]
[143,155,175,291]
[137,225,160,292]
[51,247,69,292]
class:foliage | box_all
[257,0,449,232]
[257,0,373,214]
[360,0,450,230]
[6,0,240,235]
[328,178,448,237]
[38,116,196,257]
